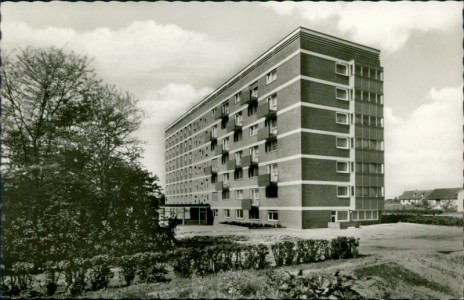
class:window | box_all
[235,190,244,200]
[267,94,277,110]
[336,137,349,149]
[251,87,259,98]
[235,111,242,126]
[234,169,243,180]
[235,151,242,164]
[266,69,277,84]
[265,140,278,152]
[213,209,218,217]
[249,207,260,220]
[221,118,228,129]
[223,137,229,151]
[337,186,349,198]
[221,154,229,164]
[248,102,258,116]
[235,209,244,219]
[251,188,260,199]
[336,161,349,173]
[211,140,217,151]
[250,146,259,162]
[268,210,278,221]
[336,112,349,125]
[211,108,217,119]
[267,163,278,182]
[224,209,230,218]
[234,93,241,104]
[222,173,229,184]
[248,166,259,178]
[233,130,243,142]
[265,117,278,134]
[336,88,349,101]
[337,211,349,221]
[335,62,349,76]
[250,125,258,136]
[222,101,229,114]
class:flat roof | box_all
[165,26,380,133]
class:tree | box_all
[2,47,171,272]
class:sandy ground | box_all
[176,223,463,298]
[176,222,463,255]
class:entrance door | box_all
[331,211,336,222]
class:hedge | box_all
[381,215,463,227]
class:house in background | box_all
[426,188,462,211]
[397,190,432,206]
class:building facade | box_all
[163,27,385,229]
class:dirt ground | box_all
[175,223,463,298]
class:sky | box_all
[3,1,463,198]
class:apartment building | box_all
[162,27,384,229]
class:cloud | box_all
[384,86,462,198]
[139,83,213,126]
[262,2,461,52]
[2,20,240,81]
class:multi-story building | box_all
[162,27,384,229]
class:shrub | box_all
[63,258,90,296]
[330,237,359,259]
[295,239,330,264]
[220,221,282,229]
[88,255,114,291]
[169,248,195,278]
[271,241,295,267]
[134,252,170,283]
[117,255,136,286]
[269,270,360,299]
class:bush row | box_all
[2,253,170,297]
[381,215,463,227]
[169,244,269,278]
[271,237,359,267]
[383,209,443,215]
[220,221,283,229]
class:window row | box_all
[355,162,384,174]
[351,210,379,221]
[355,138,384,151]
[354,90,383,104]
[355,65,383,81]
[355,186,384,197]
[355,114,384,128]
[219,208,278,221]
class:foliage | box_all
[295,239,331,264]
[88,255,114,291]
[381,214,463,227]
[220,221,282,229]
[117,255,137,286]
[169,244,270,278]
[330,237,360,259]
[175,234,248,248]
[2,47,174,294]
[384,209,444,215]
[271,241,296,267]
[270,270,361,299]
[133,252,170,283]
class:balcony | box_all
[227,158,242,170]
[212,192,218,201]
[204,131,217,142]
[257,103,277,119]
[215,181,229,191]
[215,144,229,155]
[258,174,278,186]
[252,198,260,207]
[204,164,218,175]
[240,90,258,105]
[241,198,252,210]
[258,127,277,141]
[226,119,243,132]
[241,155,258,166]
[219,109,229,119]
